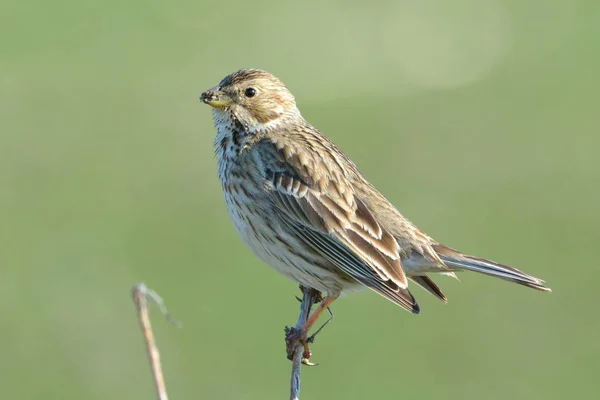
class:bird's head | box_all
[200,69,300,130]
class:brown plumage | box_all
[200,69,550,321]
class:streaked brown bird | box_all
[200,69,550,358]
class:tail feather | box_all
[410,275,447,303]
[433,244,551,292]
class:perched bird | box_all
[200,69,550,355]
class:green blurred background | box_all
[2,0,598,399]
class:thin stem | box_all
[290,287,319,400]
[132,283,180,400]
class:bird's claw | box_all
[284,326,319,366]
[302,358,318,366]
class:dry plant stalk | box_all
[132,282,321,400]
[288,287,321,400]
[132,283,180,400]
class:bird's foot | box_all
[284,326,318,366]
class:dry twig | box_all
[287,287,321,400]
[132,283,180,400]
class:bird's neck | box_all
[212,109,301,160]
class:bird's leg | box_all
[303,295,336,335]
[285,293,337,365]
[307,306,334,344]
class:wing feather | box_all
[261,139,418,313]
[284,218,420,313]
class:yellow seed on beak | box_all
[200,89,232,108]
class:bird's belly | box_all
[223,191,353,295]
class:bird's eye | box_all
[244,87,257,98]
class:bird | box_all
[200,68,550,359]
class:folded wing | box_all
[260,137,420,313]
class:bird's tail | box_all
[433,244,551,292]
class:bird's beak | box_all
[200,87,232,108]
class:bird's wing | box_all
[257,135,419,313]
